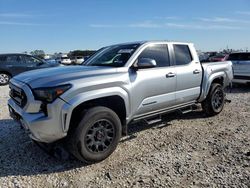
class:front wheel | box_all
[0,73,11,86]
[68,106,122,163]
[202,83,225,116]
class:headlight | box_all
[33,84,71,103]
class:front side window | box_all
[24,56,42,64]
[174,45,193,65]
[138,44,170,67]
[85,44,140,67]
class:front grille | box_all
[9,83,27,108]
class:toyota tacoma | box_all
[8,41,233,163]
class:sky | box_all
[0,0,250,54]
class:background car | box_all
[0,53,59,85]
[57,55,71,65]
[70,56,84,65]
[226,52,250,84]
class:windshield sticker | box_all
[118,49,134,54]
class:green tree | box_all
[30,50,45,59]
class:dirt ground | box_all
[0,85,249,188]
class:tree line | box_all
[29,50,97,59]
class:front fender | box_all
[61,87,130,132]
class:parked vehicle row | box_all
[55,55,87,65]
[1,50,249,87]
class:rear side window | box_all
[227,54,240,61]
[241,53,250,61]
[228,53,250,61]
[138,44,170,67]
[174,45,193,65]
[6,55,21,63]
[0,56,7,63]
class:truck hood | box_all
[13,66,119,88]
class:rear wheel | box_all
[68,106,122,163]
[0,73,11,86]
[202,83,225,116]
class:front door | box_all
[129,44,177,118]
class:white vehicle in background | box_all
[57,55,71,65]
[71,56,84,65]
[226,52,250,84]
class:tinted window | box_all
[6,55,21,63]
[0,56,7,63]
[61,57,69,60]
[227,54,240,61]
[174,45,193,65]
[138,44,170,67]
[241,53,250,61]
[228,53,250,61]
[24,56,42,64]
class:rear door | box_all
[173,44,202,105]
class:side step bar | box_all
[179,105,194,114]
[143,105,196,125]
[144,116,162,125]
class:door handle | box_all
[166,72,176,78]
[193,69,200,74]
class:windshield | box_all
[84,43,140,67]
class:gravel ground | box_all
[0,85,249,188]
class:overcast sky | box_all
[0,0,250,53]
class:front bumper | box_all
[8,79,72,143]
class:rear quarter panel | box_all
[198,61,233,102]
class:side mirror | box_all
[136,58,157,69]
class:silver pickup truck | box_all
[8,41,233,163]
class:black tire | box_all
[202,83,225,116]
[68,106,122,163]
[0,73,11,86]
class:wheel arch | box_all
[65,93,128,136]
[199,72,225,102]
[0,70,12,77]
